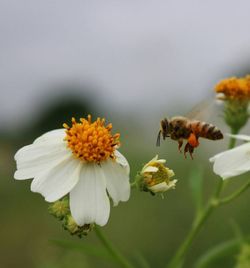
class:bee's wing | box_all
[186,98,223,124]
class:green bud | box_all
[63,215,93,238]
[48,197,70,220]
[235,243,250,268]
[48,197,93,237]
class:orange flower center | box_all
[63,115,120,163]
[215,76,250,100]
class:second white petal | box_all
[70,164,110,226]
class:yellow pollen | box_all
[64,115,120,163]
[215,75,250,100]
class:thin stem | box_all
[228,128,239,149]
[219,180,250,205]
[167,131,237,268]
[94,226,134,268]
[166,182,221,268]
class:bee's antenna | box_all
[156,130,161,146]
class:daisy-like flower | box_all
[137,155,177,195]
[14,115,130,226]
[210,134,250,180]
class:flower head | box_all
[137,155,177,195]
[210,134,250,180]
[14,115,130,227]
[215,76,250,101]
[214,76,250,132]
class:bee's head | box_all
[156,118,169,146]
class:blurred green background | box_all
[1,89,249,268]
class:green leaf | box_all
[49,239,114,262]
[134,252,151,268]
[188,166,204,214]
[195,236,250,268]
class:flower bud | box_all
[235,243,250,268]
[63,215,93,238]
[137,155,177,195]
[48,197,70,220]
[49,197,93,237]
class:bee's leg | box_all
[184,142,189,158]
[184,142,194,159]
[188,145,194,160]
[188,133,199,148]
[178,139,183,153]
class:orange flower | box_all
[215,75,250,100]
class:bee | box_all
[156,116,223,159]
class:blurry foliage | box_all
[0,88,250,268]
[22,93,97,143]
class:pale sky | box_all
[1,0,250,128]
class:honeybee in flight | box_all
[156,116,223,159]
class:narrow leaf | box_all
[195,236,250,268]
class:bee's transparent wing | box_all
[186,98,223,125]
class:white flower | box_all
[14,116,130,227]
[210,134,250,180]
[139,155,177,194]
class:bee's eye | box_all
[174,126,180,131]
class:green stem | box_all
[219,180,250,205]
[167,130,238,268]
[167,181,222,268]
[228,128,239,149]
[94,226,134,268]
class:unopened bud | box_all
[48,197,70,220]
[136,155,177,195]
[63,215,93,238]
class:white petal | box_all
[34,129,66,144]
[151,155,159,161]
[14,142,70,180]
[143,166,159,173]
[102,160,130,206]
[226,133,250,142]
[168,169,175,177]
[70,164,110,226]
[15,136,67,163]
[31,156,81,202]
[157,159,166,163]
[210,143,250,179]
[148,180,177,193]
[114,150,130,174]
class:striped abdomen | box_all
[189,120,223,140]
